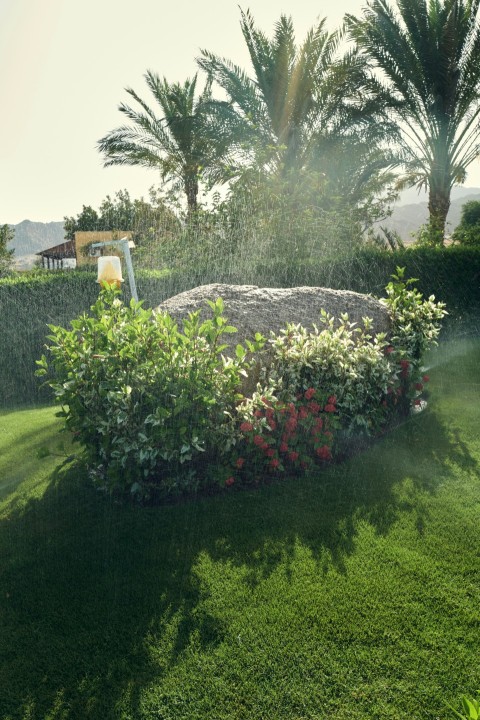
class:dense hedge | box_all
[1,246,479,407]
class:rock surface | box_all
[155,284,390,347]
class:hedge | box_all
[1,246,479,407]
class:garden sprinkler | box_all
[92,237,138,301]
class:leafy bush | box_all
[265,314,394,436]
[452,200,480,246]
[36,270,446,499]
[36,288,260,499]
[224,386,340,486]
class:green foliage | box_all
[1,246,477,408]
[347,0,480,239]
[448,694,480,719]
[227,387,339,484]
[266,314,394,436]
[36,288,255,498]
[63,187,180,263]
[381,266,447,361]
[452,200,480,246]
[97,74,234,214]
[412,221,446,248]
[0,224,14,277]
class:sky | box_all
[3,0,480,225]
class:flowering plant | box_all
[224,385,339,487]
[266,313,394,435]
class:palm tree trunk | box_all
[427,188,450,245]
[185,175,199,218]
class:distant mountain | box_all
[378,186,480,242]
[8,220,65,257]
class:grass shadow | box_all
[0,339,478,718]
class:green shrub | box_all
[36,270,446,499]
[452,200,480,246]
[36,288,260,499]
[266,314,393,436]
[224,386,340,486]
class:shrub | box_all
[452,200,480,246]
[36,270,447,499]
[224,386,340,486]
[265,314,394,436]
[36,288,260,499]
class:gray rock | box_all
[155,284,390,346]
[155,284,391,394]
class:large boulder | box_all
[155,284,390,348]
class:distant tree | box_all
[452,199,480,245]
[347,0,480,243]
[63,189,180,267]
[64,206,100,242]
[0,224,15,276]
[97,74,234,217]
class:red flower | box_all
[423,374,430,383]
[308,401,321,414]
[270,458,280,469]
[304,387,316,400]
[414,382,423,391]
[267,418,277,431]
[385,345,394,354]
[316,445,331,460]
[298,407,308,420]
[225,476,235,487]
[254,409,263,418]
[253,434,264,446]
[327,395,337,405]
[266,448,275,458]
[288,451,299,462]
[279,442,288,453]
[324,403,336,413]
[240,421,253,432]
[400,359,410,369]
[286,418,298,432]
[235,457,245,469]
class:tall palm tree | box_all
[198,9,369,174]
[347,0,480,242]
[98,72,232,216]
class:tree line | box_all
[88,1,480,248]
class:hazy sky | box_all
[3,0,480,224]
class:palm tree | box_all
[198,9,358,174]
[98,72,233,216]
[347,0,480,243]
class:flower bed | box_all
[36,269,446,500]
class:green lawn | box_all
[0,337,479,720]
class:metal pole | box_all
[120,239,138,302]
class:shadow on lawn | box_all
[0,402,477,719]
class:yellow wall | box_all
[74,231,133,266]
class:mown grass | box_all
[0,337,479,720]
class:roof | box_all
[36,240,76,260]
